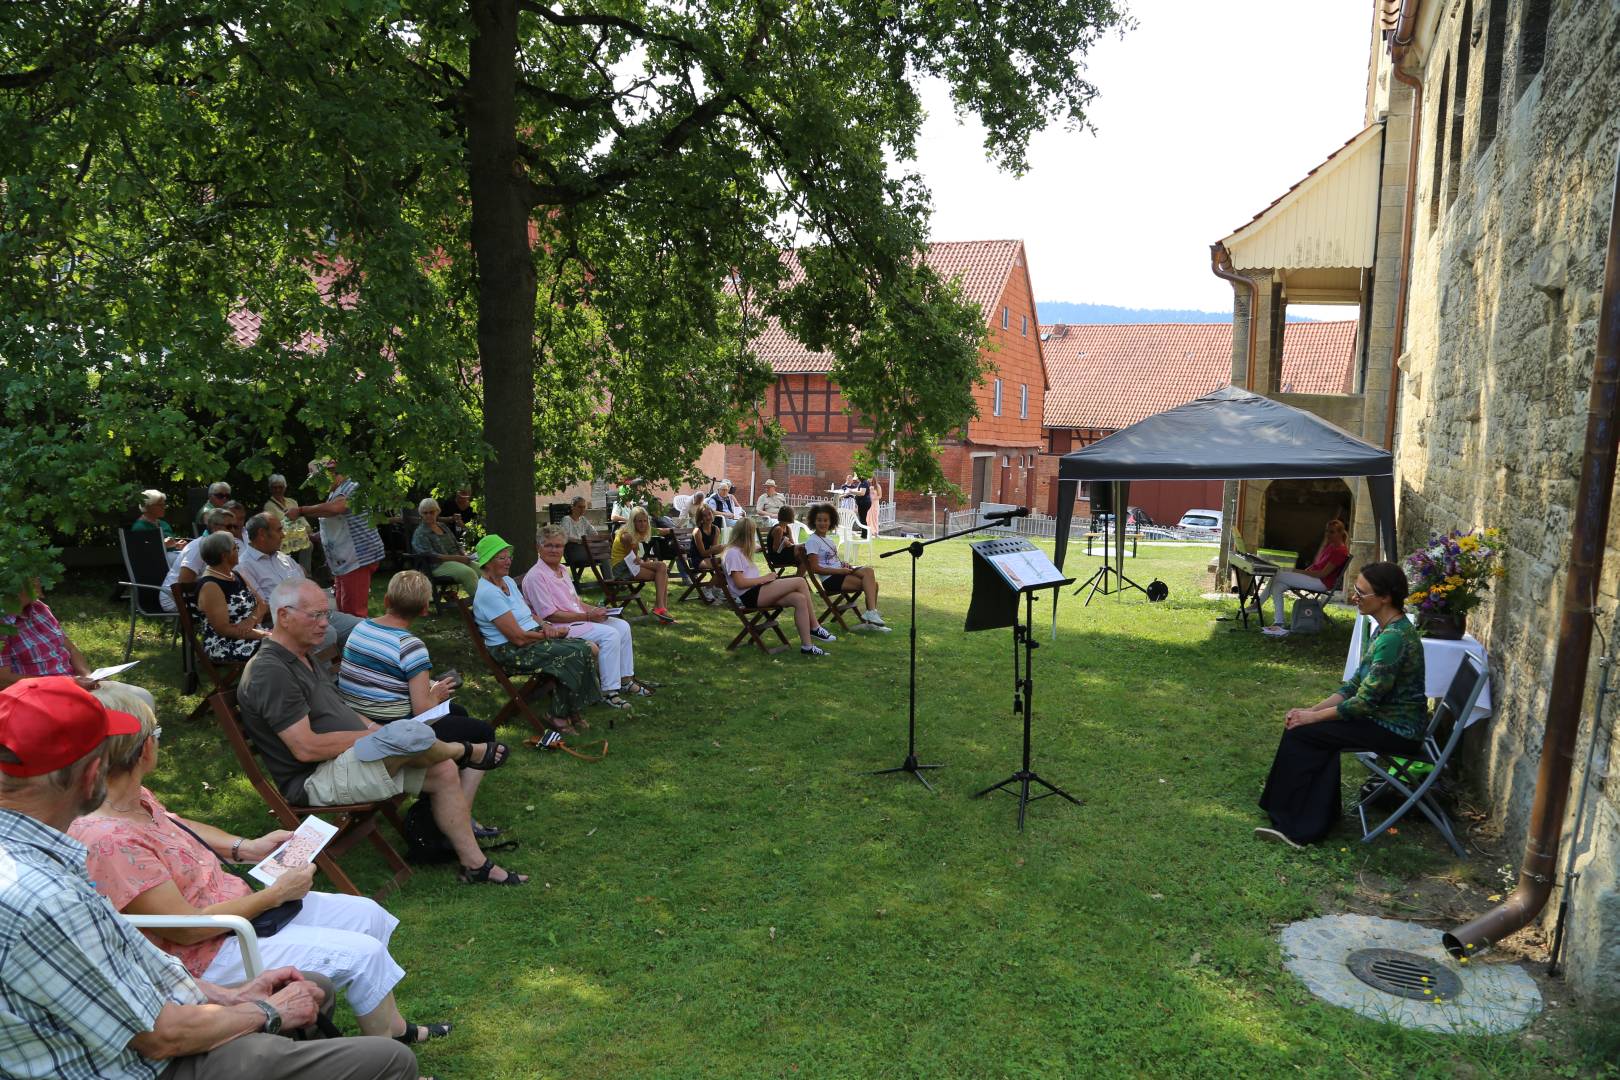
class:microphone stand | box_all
[869,510,1025,790]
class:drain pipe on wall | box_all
[1212,242,1260,555]
[1444,147,1620,959]
[1384,1,1425,451]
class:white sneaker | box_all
[800,644,828,657]
[861,609,887,627]
[1261,624,1290,638]
[1253,827,1304,850]
[811,626,836,642]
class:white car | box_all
[1176,509,1224,537]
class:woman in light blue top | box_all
[471,535,601,733]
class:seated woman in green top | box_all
[1256,561,1427,847]
[131,489,188,555]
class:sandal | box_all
[395,1021,453,1045]
[601,693,631,709]
[458,858,528,886]
[620,680,655,697]
[456,741,509,771]
[545,715,579,736]
[471,822,503,840]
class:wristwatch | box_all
[252,999,282,1035]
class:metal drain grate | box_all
[1345,948,1463,1002]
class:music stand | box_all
[1072,480,1146,605]
[967,538,1081,829]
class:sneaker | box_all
[810,626,836,642]
[861,609,887,627]
[1260,624,1290,638]
[653,607,678,624]
[1253,827,1304,850]
[800,644,828,657]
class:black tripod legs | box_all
[973,771,1083,829]
[868,754,946,792]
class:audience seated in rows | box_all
[192,533,270,665]
[803,504,888,629]
[1,580,156,712]
[132,490,189,562]
[306,459,386,620]
[239,579,524,886]
[338,572,501,839]
[161,508,239,613]
[263,474,316,578]
[0,677,420,1078]
[410,499,480,597]
[1258,519,1352,638]
[1256,561,1427,848]
[689,504,725,605]
[194,481,233,533]
[721,519,835,656]
[237,512,360,652]
[610,508,677,623]
[755,478,787,521]
[470,535,602,736]
[70,685,447,1048]
[523,526,652,712]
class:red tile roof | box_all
[750,240,1026,374]
[1041,320,1357,431]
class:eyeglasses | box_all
[287,607,330,623]
[150,726,162,742]
[1348,584,1367,600]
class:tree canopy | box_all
[1,0,1127,591]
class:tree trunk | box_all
[467,0,539,573]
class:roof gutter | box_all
[1384,0,1424,450]
[1212,241,1261,549]
[1445,145,1620,960]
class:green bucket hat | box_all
[473,534,512,568]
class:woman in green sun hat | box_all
[470,534,601,733]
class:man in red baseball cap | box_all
[0,677,417,1080]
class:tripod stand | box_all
[868,511,1022,790]
[1073,482,1145,605]
[974,589,1083,828]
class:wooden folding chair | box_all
[585,536,650,619]
[451,595,558,736]
[209,691,412,901]
[797,548,863,633]
[763,527,804,577]
[721,577,790,655]
[676,530,721,604]
[172,582,246,719]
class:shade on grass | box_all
[51,543,1561,1078]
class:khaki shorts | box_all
[303,747,426,806]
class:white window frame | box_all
[1001,307,1010,329]
[1021,315,1028,337]
[992,378,1003,416]
[1019,384,1028,419]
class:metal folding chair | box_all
[116,528,180,661]
[1351,651,1489,857]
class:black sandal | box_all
[471,822,503,839]
[395,1021,453,1045]
[458,858,528,885]
[456,741,509,771]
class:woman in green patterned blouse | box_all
[1257,561,1426,847]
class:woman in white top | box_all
[802,504,887,628]
[720,519,836,656]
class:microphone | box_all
[983,506,1031,522]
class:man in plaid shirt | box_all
[1,580,154,713]
[0,677,417,1079]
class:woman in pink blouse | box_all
[521,524,653,708]
[1258,519,1353,636]
[70,687,450,1048]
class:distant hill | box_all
[1035,302,1316,325]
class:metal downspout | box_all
[1445,146,1620,958]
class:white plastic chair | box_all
[124,914,265,978]
[845,503,877,564]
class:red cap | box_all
[0,678,143,777]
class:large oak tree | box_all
[1,0,1126,590]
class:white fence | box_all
[938,507,1219,543]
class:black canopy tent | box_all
[1052,386,1397,572]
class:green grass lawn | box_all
[48,543,1605,1078]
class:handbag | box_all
[168,816,303,937]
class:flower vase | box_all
[1418,610,1466,640]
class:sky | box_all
[912,0,1376,320]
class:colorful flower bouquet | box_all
[1405,528,1506,638]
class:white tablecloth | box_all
[1344,615,1492,727]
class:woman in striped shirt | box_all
[338,570,502,838]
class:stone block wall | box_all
[1394,0,1620,1004]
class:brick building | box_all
[1033,321,1357,525]
[708,240,1048,515]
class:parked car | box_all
[1093,506,1156,532]
[1175,509,1224,537]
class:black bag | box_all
[402,795,518,865]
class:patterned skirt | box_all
[491,639,601,716]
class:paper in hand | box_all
[249,816,338,885]
[409,700,452,725]
[87,661,140,681]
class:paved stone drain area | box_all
[1280,914,1541,1034]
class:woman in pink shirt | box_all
[521,524,653,709]
[70,686,450,1048]
[1259,519,1353,636]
